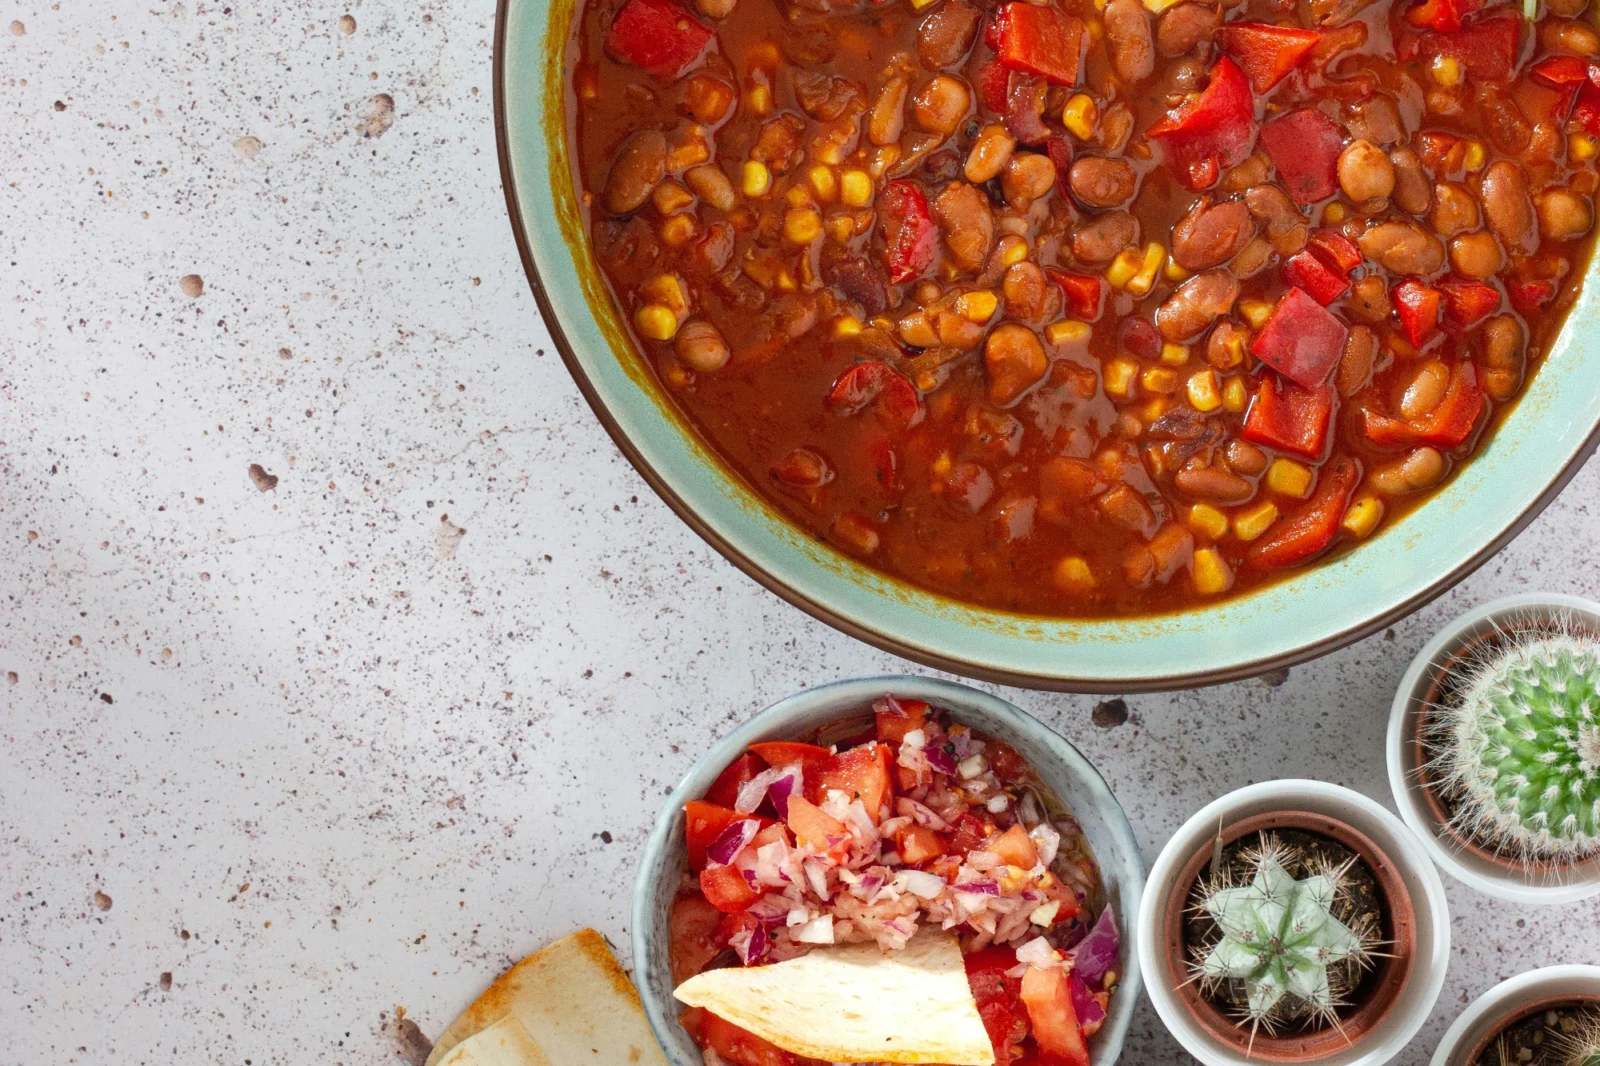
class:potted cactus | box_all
[1138,780,1449,1066]
[1388,593,1600,904]
[1429,966,1600,1066]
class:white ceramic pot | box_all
[1429,965,1600,1066]
[1137,780,1451,1066]
[1387,593,1600,905]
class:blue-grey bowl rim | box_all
[629,675,1147,1066]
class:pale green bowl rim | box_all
[493,0,1600,691]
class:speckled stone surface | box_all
[2,2,1598,1064]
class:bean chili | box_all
[570,0,1598,616]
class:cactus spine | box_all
[1550,1008,1600,1066]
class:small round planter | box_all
[1387,593,1600,905]
[1138,780,1450,1066]
[1429,966,1600,1066]
[631,675,1146,1066]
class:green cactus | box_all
[1188,837,1378,1039]
[1427,625,1600,869]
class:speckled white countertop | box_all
[2,2,1598,1064]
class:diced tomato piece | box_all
[977,60,1012,114]
[991,3,1085,86]
[1048,270,1107,322]
[950,811,996,856]
[1282,250,1351,306]
[1245,456,1360,571]
[1436,275,1501,327]
[825,362,923,427]
[1259,108,1344,205]
[1250,287,1349,389]
[1046,134,1075,199]
[1507,276,1558,316]
[1147,57,1258,190]
[1393,278,1442,347]
[1309,229,1362,274]
[894,823,949,865]
[990,824,1040,868]
[1363,361,1485,449]
[987,738,1029,780]
[1575,78,1600,135]
[1416,130,1466,176]
[784,794,851,857]
[747,740,832,768]
[875,698,931,744]
[751,821,790,850]
[700,862,760,912]
[1020,965,1092,1066]
[681,1007,815,1066]
[966,947,1028,1063]
[1242,376,1336,459]
[705,752,770,809]
[1218,22,1322,92]
[669,894,726,984]
[605,0,714,78]
[879,180,938,284]
[686,801,770,871]
[810,743,894,820]
[1405,0,1481,33]
[1531,55,1591,86]
[1418,13,1518,82]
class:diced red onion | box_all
[897,797,952,831]
[1015,936,1059,969]
[1070,905,1120,984]
[1071,971,1108,1029]
[791,914,835,944]
[732,920,768,965]
[707,818,760,866]
[801,857,831,901]
[874,694,909,718]
[735,767,782,814]
[950,731,970,758]
[955,879,1000,896]
[1029,823,1061,868]
[858,873,884,901]
[746,896,791,924]
[899,870,946,899]
[925,745,958,775]
[766,764,801,819]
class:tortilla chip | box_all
[673,930,997,1065]
[425,929,669,1066]
[436,1016,552,1066]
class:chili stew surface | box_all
[569,0,1597,616]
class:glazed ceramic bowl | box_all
[494,0,1600,690]
[630,675,1146,1066]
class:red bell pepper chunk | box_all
[1308,230,1362,274]
[1418,13,1518,82]
[1392,278,1442,347]
[880,180,938,284]
[1575,79,1600,135]
[1259,108,1345,205]
[1282,250,1351,306]
[1250,287,1349,389]
[1531,55,1592,86]
[825,362,924,427]
[1020,964,1092,1066]
[1363,361,1485,449]
[1147,57,1258,190]
[977,60,1012,114]
[1218,22,1322,93]
[1436,275,1501,327]
[1530,57,1595,126]
[682,1007,809,1066]
[1245,456,1361,571]
[605,0,715,78]
[747,740,832,768]
[1405,0,1482,34]
[705,752,770,809]
[1507,276,1558,316]
[1242,376,1336,459]
[685,800,772,870]
[990,3,1085,86]
[1048,270,1107,322]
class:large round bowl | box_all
[494,0,1600,690]
[631,675,1146,1066]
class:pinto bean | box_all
[1389,146,1432,216]
[1536,187,1595,240]
[1104,0,1155,83]
[1207,321,1250,369]
[1481,88,1532,155]
[1400,359,1451,420]
[1336,325,1378,398]
[1069,156,1137,208]
[868,74,909,146]
[1358,220,1445,274]
[1429,182,1479,237]
[1371,447,1445,495]
[1244,184,1304,242]
[1480,313,1525,401]
[917,0,982,69]
[1155,269,1240,342]
[1175,464,1255,503]
[1480,161,1537,254]
[1172,197,1254,270]
[1002,152,1058,208]
[1347,275,1391,325]
[1097,101,1136,154]
[1072,211,1139,264]
[985,324,1049,405]
[1339,139,1395,202]
[1547,0,1589,16]
[1347,94,1406,146]
[964,123,1016,183]
[911,75,972,134]
[1225,439,1269,476]
[1230,238,1274,276]
[1003,261,1057,322]
[1449,231,1502,279]
[932,181,997,272]
[1544,17,1600,55]
[675,320,731,371]
[751,114,804,170]
[1157,2,1220,56]
[603,130,667,215]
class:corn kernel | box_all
[784,207,823,244]
[804,165,837,202]
[1000,236,1030,266]
[1052,556,1096,593]
[1164,257,1190,282]
[1573,134,1598,161]
[1233,500,1279,542]
[826,214,855,244]
[785,185,813,209]
[1103,357,1139,398]
[1141,366,1179,394]
[1160,343,1189,366]
[1267,457,1314,498]
[1126,243,1166,297]
[1187,503,1229,542]
[1141,0,1184,12]
[1464,141,1486,171]
[834,315,863,338]
[1062,94,1098,140]
[957,290,999,323]
[652,180,694,216]
[634,304,679,342]
[658,213,697,247]
[909,0,939,10]
[1342,494,1385,538]
[1322,202,1348,224]
[814,141,846,166]
[1045,320,1092,346]
[1106,248,1142,289]
[1222,375,1249,413]
[1192,547,1233,595]
[1186,369,1222,412]
[1141,396,1171,421]
[1239,299,1274,329]
[746,83,772,116]
[775,269,797,292]
[642,273,688,312]
[869,145,901,179]
[1430,54,1462,88]
[839,169,873,207]
[741,160,772,197]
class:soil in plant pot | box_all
[1183,829,1387,1036]
[1475,1003,1600,1066]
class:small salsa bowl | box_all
[630,676,1146,1066]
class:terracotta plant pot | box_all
[1460,995,1600,1066]
[1158,810,1418,1063]
[1429,966,1600,1066]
